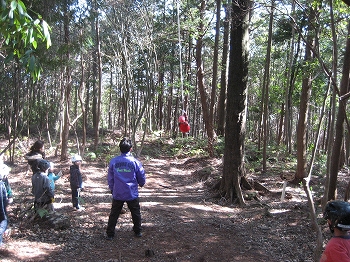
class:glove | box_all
[7,197,13,204]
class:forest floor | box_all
[0,139,348,262]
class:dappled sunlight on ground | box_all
[0,150,330,261]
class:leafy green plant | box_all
[1,0,52,80]
[36,208,49,218]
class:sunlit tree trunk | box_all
[295,3,319,182]
[60,0,71,161]
[322,0,338,205]
[93,17,102,149]
[262,0,274,173]
[328,21,350,200]
[196,1,215,157]
[216,1,231,136]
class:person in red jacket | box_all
[320,200,350,262]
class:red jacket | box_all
[320,236,350,262]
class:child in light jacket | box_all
[48,162,62,192]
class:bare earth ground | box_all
[0,150,347,262]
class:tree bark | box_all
[60,0,71,161]
[94,17,102,150]
[295,4,318,182]
[196,1,215,157]
[220,0,251,206]
[262,0,274,173]
[216,1,231,136]
[328,21,350,200]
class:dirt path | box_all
[0,156,319,261]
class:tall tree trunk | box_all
[93,17,102,149]
[216,1,231,136]
[327,21,350,200]
[323,0,339,205]
[284,0,296,154]
[262,0,274,173]
[78,43,87,156]
[295,4,318,182]
[220,0,251,206]
[157,70,164,130]
[60,0,71,161]
[196,1,215,157]
[210,0,221,126]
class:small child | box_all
[320,200,350,262]
[0,163,9,247]
[47,162,62,192]
[32,159,54,212]
[70,154,84,211]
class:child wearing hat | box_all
[31,159,54,212]
[70,155,84,211]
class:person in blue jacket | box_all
[106,138,146,239]
[47,162,61,192]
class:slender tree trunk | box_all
[210,0,221,125]
[328,21,350,200]
[157,70,164,130]
[216,1,231,136]
[93,17,102,149]
[60,0,71,161]
[284,0,296,154]
[78,43,87,156]
[323,0,338,205]
[196,1,215,157]
[295,4,318,182]
[262,0,274,173]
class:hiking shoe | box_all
[74,206,85,211]
[135,232,142,237]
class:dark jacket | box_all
[31,172,54,204]
[0,181,7,221]
[25,151,44,172]
[70,164,82,189]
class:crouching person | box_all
[32,159,54,214]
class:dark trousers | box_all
[71,188,80,208]
[106,198,142,237]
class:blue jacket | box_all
[108,152,145,201]
[48,172,61,191]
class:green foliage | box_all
[36,207,49,218]
[273,18,293,44]
[214,136,225,157]
[0,0,51,80]
[77,196,85,205]
[84,152,97,161]
[171,137,208,158]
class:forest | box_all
[1,0,350,261]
